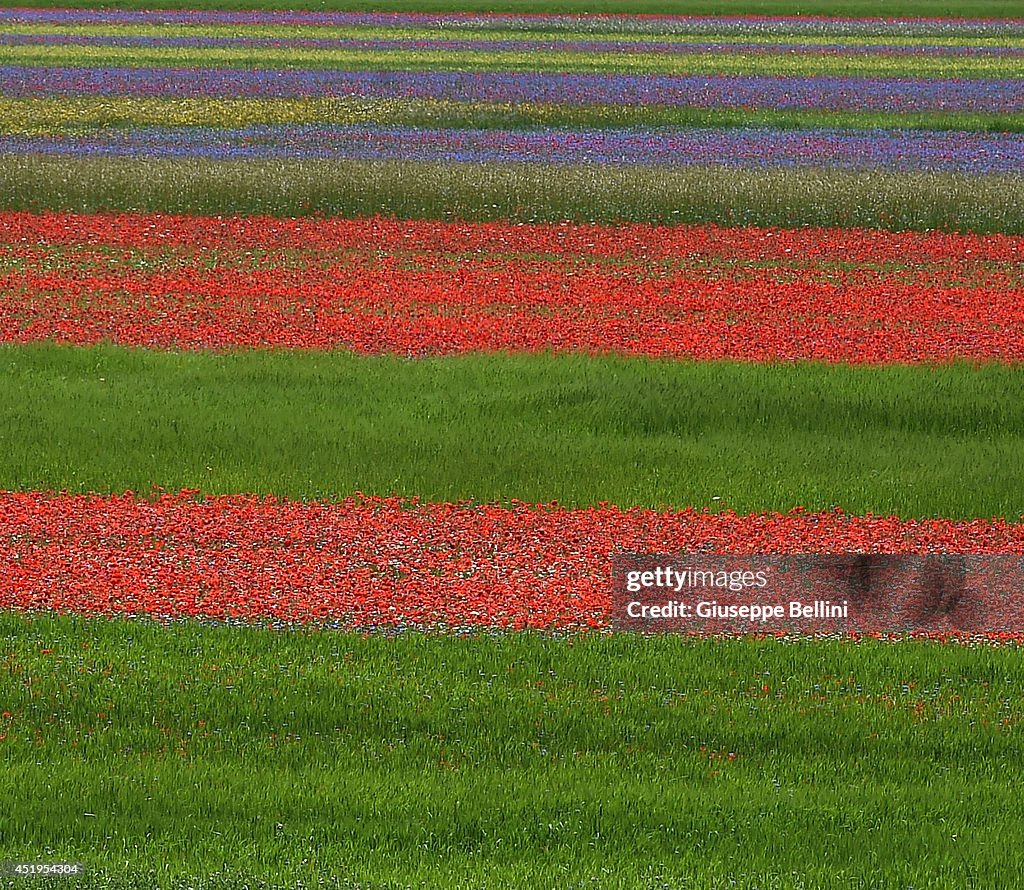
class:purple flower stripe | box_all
[2,125,1020,174]
[2,9,1023,36]
[3,33,1022,57]
[3,67,1021,113]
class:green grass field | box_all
[3,26,1018,42]
[3,613,1024,889]
[3,157,1023,233]
[2,344,1023,518]
[0,0,1019,16]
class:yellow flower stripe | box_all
[1,98,1019,137]
[2,44,1020,78]
[0,97,564,134]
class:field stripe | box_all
[4,97,1024,135]
[1,343,1023,517]
[1,124,1021,174]
[1,157,1022,232]
[5,67,1020,114]
[4,44,1022,78]
[3,612,1024,887]
[3,490,1024,631]
[3,212,1022,362]
[6,31,1024,55]
[2,6,1023,29]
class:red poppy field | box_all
[4,491,1024,637]
[2,211,1022,362]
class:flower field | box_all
[3,8,1024,173]
[3,212,1024,361]
[2,1,1024,887]
[5,491,1024,635]
[0,3,1022,633]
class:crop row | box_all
[5,8,1024,36]
[10,28,1024,52]
[7,211,1020,265]
[6,269,1023,361]
[4,124,1021,173]
[7,44,1023,78]
[5,609,1024,890]
[3,212,1021,361]
[7,34,1024,58]
[4,491,1024,634]
[6,67,1021,113]
[5,97,1024,136]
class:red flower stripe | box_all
[3,266,1021,362]
[3,212,1022,265]
[2,490,1023,636]
[2,213,1022,362]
